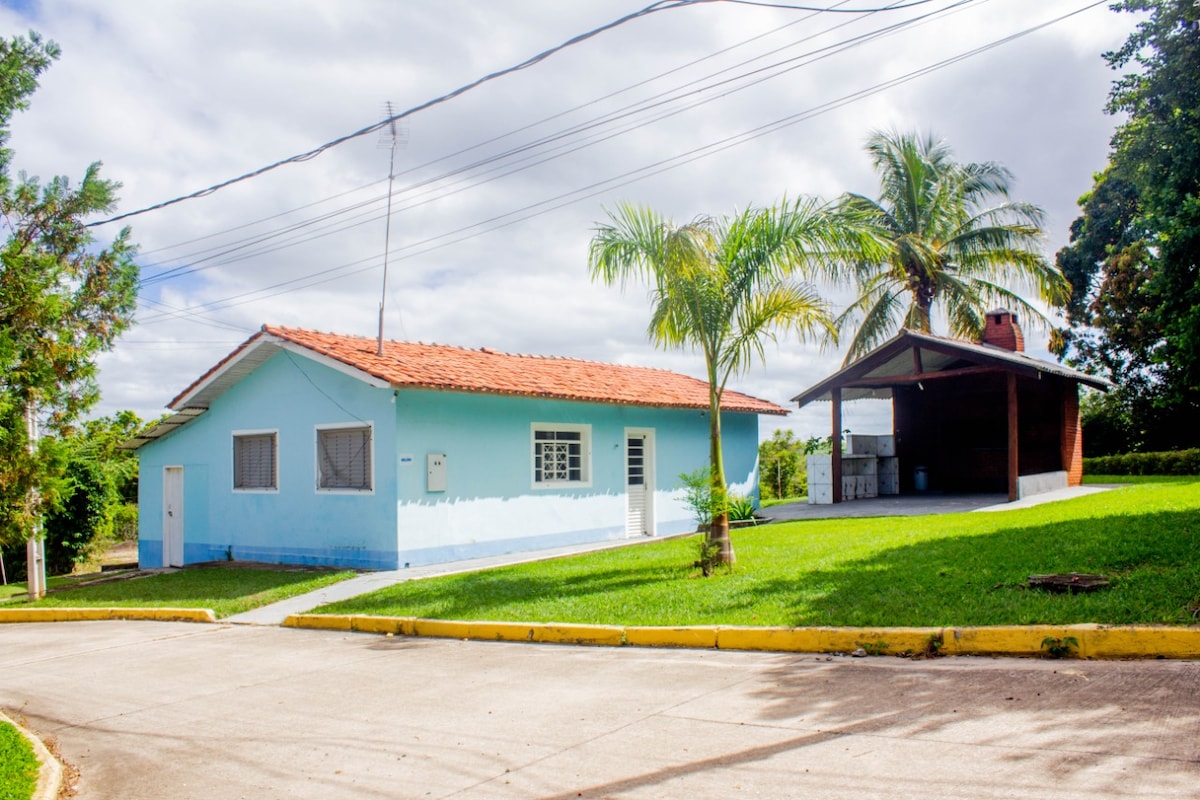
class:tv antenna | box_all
[376,101,409,356]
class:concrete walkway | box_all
[228,485,1116,626]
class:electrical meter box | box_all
[426,453,447,492]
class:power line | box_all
[135,2,843,267]
[134,0,968,289]
[88,0,950,228]
[135,0,1104,332]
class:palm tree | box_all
[588,198,860,565]
[837,129,1070,363]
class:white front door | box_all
[625,430,655,537]
[163,466,184,567]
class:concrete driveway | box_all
[2,621,1197,799]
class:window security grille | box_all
[234,433,277,490]
[318,426,372,490]
[534,429,583,483]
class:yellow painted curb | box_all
[282,615,1200,659]
[716,626,818,653]
[412,618,474,639]
[1082,625,1200,659]
[943,625,1083,657]
[0,710,62,800]
[468,621,537,642]
[624,626,718,649]
[282,613,353,631]
[351,616,416,636]
[0,607,215,624]
[814,627,944,656]
[529,623,624,646]
[714,626,940,655]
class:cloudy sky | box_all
[3,0,1134,440]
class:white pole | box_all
[25,402,45,600]
[376,103,400,357]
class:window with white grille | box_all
[233,431,277,491]
[532,424,591,487]
[316,423,373,492]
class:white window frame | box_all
[315,420,375,494]
[531,422,592,489]
[232,429,279,493]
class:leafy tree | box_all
[758,429,808,501]
[0,33,139,553]
[589,199,865,565]
[837,129,1069,363]
[1054,0,1200,453]
[42,412,142,574]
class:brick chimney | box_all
[981,309,1024,352]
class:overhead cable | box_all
[89,0,948,228]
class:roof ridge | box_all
[248,324,788,414]
[267,324,699,375]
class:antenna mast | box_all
[376,102,407,356]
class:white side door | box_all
[624,430,655,537]
[163,466,184,567]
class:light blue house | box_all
[129,325,787,570]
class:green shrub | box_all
[727,495,756,521]
[1084,448,1200,476]
[112,502,138,541]
[678,468,722,528]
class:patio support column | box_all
[831,386,843,503]
[1007,373,1019,501]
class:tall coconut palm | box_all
[589,198,862,565]
[837,129,1070,363]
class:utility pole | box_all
[25,400,45,600]
[376,101,407,356]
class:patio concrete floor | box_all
[759,484,1116,522]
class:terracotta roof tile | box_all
[254,325,787,415]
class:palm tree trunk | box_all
[911,270,935,332]
[708,402,735,565]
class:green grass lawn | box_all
[760,495,805,508]
[4,568,356,619]
[318,480,1200,628]
[0,720,38,800]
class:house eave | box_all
[792,329,1113,407]
[170,329,392,410]
[120,407,208,450]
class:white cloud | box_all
[4,0,1133,440]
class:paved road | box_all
[2,621,1196,799]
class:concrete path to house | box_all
[2,620,1196,800]
[227,486,1116,626]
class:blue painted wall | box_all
[138,348,765,569]
[389,390,750,565]
[138,350,399,569]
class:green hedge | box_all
[1084,448,1200,476]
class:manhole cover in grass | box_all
[1028,573,1110,593]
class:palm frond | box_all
[840,129,1057,353]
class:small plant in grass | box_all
[1041,636,1080,659]
[857,639,890,656]
[694,536,724,577]
[678,468,725,530]
[921,632,944,658]
[727,495,756,522]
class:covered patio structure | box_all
[791,311,1111,504]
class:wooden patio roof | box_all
[792,329,1111,407]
